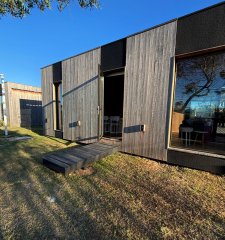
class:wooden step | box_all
[42,142,120,174]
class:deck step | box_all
[42,142,119,174]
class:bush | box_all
[0,120,4,127]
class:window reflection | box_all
[54,83,62,131]
[171,51,225,155]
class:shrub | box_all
[0,120,4,127]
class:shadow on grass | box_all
[30,126,44,136]
[0,127,42,139]
[45,136,73,146]
[0,128,225,239]
[0,141,113,239]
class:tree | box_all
[175,54,225,113]
[0,0,100,18]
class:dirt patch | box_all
[72,167,96,176]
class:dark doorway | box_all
[20,99,43,128]
[103,73,124,138]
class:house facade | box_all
[41,2,225,174]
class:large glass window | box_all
[171,51,225,155]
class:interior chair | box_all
[104,116,110,135]
[110,116,120,136]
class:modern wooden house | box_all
[0,82,42,128]
[42,2,225,174]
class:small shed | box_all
[0,82,42,128]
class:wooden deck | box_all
[42,142,120,174]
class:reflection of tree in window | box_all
[171,51,225,155]
[175,53,225,114]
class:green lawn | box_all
[0,127,225,239]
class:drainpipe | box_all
[0,74,8,136]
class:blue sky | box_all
[0,0,223,87]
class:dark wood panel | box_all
[176,3,225,55]
[43,156,71,174]
[55,130,63,139]
[53,61,62,83]
[167,149,225,175]
[101,39,126,72]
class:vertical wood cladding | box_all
[5,82,42,128]
[101,39,126,72]
[62,48,101,143]
[176,3,225,55]
[42,66,54,136]
[122,21,177,161]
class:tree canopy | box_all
[0,0,100,17]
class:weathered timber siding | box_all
[122,21,177,161]
[62,48,101,143]
[42,66,54,136]
[5,82,42,127]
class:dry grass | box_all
[0,127,225,239]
